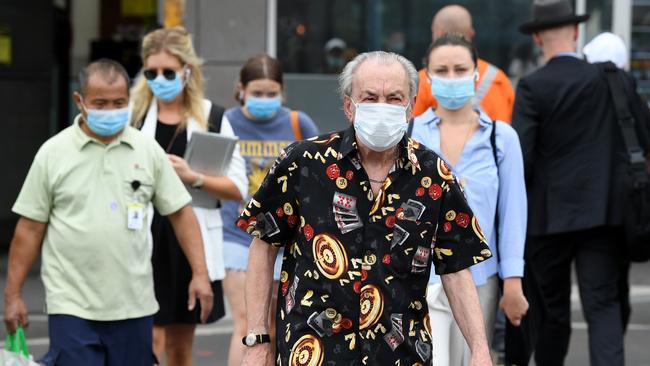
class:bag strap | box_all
[290,111,302,140]
[5,325,29,357]
[208,103,225,133]
[600,62,646,175]
[490,119,500,262]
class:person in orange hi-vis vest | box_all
[413,4,515,123]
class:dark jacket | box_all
[512,55,625,236]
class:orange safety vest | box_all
[413,58,515,123]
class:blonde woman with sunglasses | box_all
[130,27,247,365]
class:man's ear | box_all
[532,33,543,48]
[73,91,84,112]
[407,96,415,121]
[343,96,355,122]
[468,28,476,42]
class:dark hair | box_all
[235,54,283,103]
[423,32,478,69]
[79,58,130,96]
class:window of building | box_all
[277,0,539,79]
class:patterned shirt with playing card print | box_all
[237,126,492,366]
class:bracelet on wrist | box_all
[191,173,205,188]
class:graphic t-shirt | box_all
[222,106,319,247]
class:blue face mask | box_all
[147,73,184,102]
[245,96,282,120]
[430,74,476,110]
[83,104,129,136]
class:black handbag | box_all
[601,62,650,262]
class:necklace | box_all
[439,114,476,166]
[364,148,399,184]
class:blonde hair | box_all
[130,27,207,130]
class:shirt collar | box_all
[422,108,493,128]
[338,125,359,159]
[73,114,136,151]
[553,51,580,59]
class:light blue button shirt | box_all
[411,108,527,286]
[554,51,580,59]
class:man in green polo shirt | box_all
[3,59,213,366]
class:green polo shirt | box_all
[12,115,191,321]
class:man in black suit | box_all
[512,1,625,365]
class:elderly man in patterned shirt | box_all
[239,51,493,366]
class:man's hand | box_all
[470,348,493,366]
[168,205,213,322]
[499,277,529,326]
[4,294,28,333]
[242,343,274,366]
[188,273,213,323]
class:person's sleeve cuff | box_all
[156,194,192,216]
[11,205,49,223]
[498,258,525,279]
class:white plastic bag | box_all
[0,349,39,366]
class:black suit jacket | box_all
[512,56,626,236]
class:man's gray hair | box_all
[79,58,130,96]
[338,51,419,100]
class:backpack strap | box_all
[208,103,225,133]
[406,117,415,138]
[205,102,225,209]
[290,111,302,140]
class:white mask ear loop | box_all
[347,96,358,119]
[78,95,88,113]
[474,70,480,81]
[180,66,191,87]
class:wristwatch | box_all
[191,173,204,189]
[242,332,271,347]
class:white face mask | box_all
[351,98,409,152]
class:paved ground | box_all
[1,256,649,365]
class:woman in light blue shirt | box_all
[411,33,529,365]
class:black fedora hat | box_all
[519,0,590,34]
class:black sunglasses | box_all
[143,68,178,81]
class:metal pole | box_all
[613,0,632,69]
[267,0,277,57]
[576,0,586,55]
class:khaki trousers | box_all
[426,275,499,366]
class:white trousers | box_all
[426,275,499,366]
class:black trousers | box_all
[528,226,624,366]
